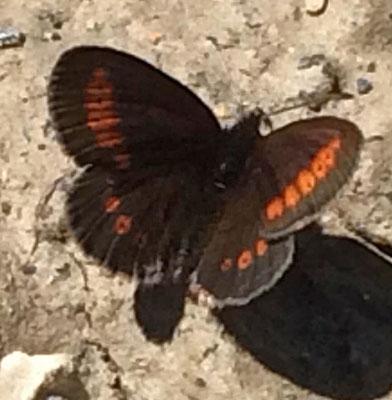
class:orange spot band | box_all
[262,135,342,222]
[84,67,131,169]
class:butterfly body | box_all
[48,46,363,341]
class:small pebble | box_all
[51,32,62,41]
[195,377,207,388]
[86,19,103,32]
[42,31,61,42]
[22,265,37,275]
[367,62,376,73]
[1,201,11,215]
[0,27,26,49]
[55,262,71,275]
[213,103,230,119]
[147,31,163,45]
[357,78,373,95]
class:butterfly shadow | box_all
[215,225,392,400]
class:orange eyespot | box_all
[255,239,268,257]
[114,215,132,235]
[237,250,253,270]
[265,196,284,221]
[317,146,335,169]
[310,155,328,179]
[296,169,316,196]
[283,184,301,209]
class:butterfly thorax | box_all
[213,111,261,189]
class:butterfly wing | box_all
[68,164,212,342]
[68,167,185,271]
[256,117,363,238]
[197,234,294,308]
[196,175,295,307]
[197,116,362,306]
[48,46,222,341]
[49,45,222,272]
[48,46,221,170]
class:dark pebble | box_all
[357,78,373,95]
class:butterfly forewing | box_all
[48,45,224,277]
[48,46,222,170]
[256,117,363,238]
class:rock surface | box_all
[0,351,84,400]
[1,0,392,399]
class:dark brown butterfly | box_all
[48,46,363,342]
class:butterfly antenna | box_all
[266,86,354,118]
[267,100,312,117]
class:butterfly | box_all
[48,46,363,342]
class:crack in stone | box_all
[81,340,129,400]
[68,252,90,293]
[24,171,74,268]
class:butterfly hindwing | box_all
[197,234,294,307]
[196,176,295,307]
[67,163,214,342]
[67,164,208,274]
[48,46,221,170]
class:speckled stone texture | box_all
[1,0,392,399]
